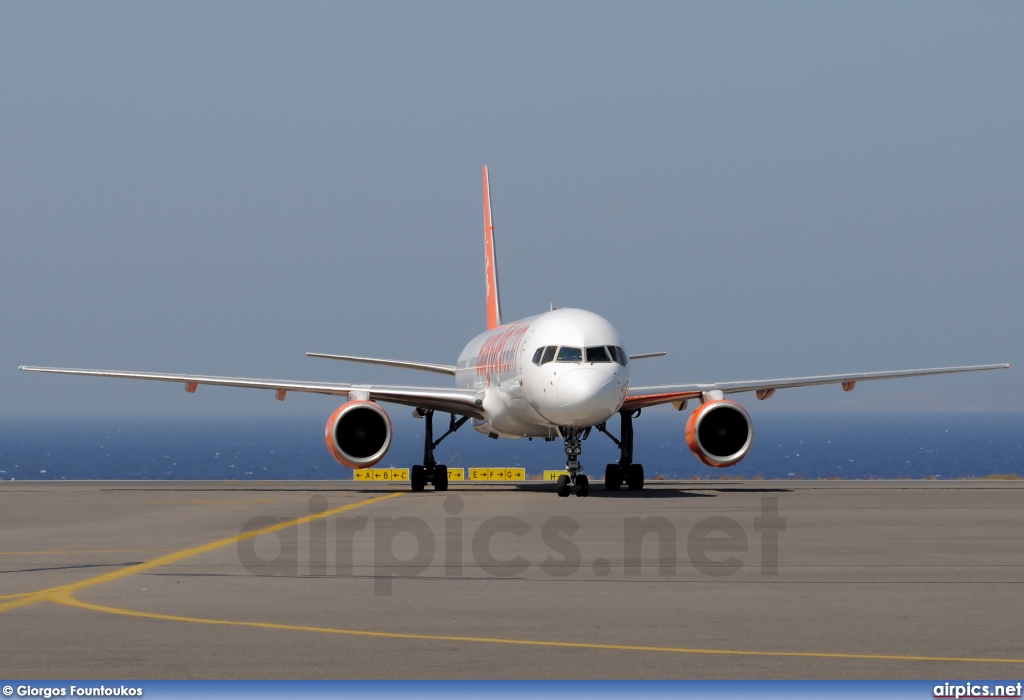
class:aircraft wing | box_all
[18,366,485,418]
[305,353,456,375]
[622,363,1010,412]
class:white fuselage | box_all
[454,308,631,438]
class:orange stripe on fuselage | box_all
[475,322,529,379]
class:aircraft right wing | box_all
[622,363,1011,412]
[18,366,485,417]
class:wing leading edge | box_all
[19,362,1011,419]
[623,363,1011,412]
[18,366,484,418]
[305,353,456,375]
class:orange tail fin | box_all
[483,166,503,330]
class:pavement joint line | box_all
[7,484,1023,667]
[0,491,403,615]
[47,590,1024,665]
[0,548,182,556]
[0,500,282,506]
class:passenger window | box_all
[556,346,583,362]
[541,346,557,364]
[585,346,611,363]
[532,347,544,365]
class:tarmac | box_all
[1,479,1023,679]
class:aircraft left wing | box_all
[622,363,1010,412]
[18,366,485,418]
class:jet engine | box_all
[324,400,393,468]
[685,400,754,467]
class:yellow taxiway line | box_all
[0,592,34,601]
[0,491,404,614]
[48,590,1024,665]
[6,487,1023,666]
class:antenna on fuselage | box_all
[483,166,504,330]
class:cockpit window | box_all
[556,346,583,362]
[541,345,557,364]
[608,346,628,365]
[585,346,612,363]
[532,347,545,365]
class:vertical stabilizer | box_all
[483,166,503,330]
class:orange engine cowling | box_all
[324,401,393,469]
[685,399,754,467]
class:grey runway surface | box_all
[1,479,1022,679]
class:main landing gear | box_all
[556,427,591,497]
[596,409,645,491]
[411,410,468,492]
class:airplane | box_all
[20,167,1010,497]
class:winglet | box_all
[483,166,503,330]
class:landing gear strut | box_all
[411,410,468,492]
[556,427,590,497]
[596,410,644,491]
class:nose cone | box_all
[553,368,621,426]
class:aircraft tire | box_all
[575,474,590,497]
[556,474,571,497]
[411,465,427,492]
[434,465,449,491]
[605,464,622,491]
[626,464,645,491]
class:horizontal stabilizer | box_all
[629,352,667,360]
[305,353,456,376]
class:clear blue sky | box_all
[2,2,1021,417]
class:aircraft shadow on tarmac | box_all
[95,484,793,497]
[332,484,795,497]
[510,483,794,498]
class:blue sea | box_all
[1,412,1021,481]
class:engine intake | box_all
[324,400,393,469]
[685,399,753,468]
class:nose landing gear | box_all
[596,409,645,491]
[556,427,590,497]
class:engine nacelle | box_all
[324,401,393,469]
[685,399,754,468]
